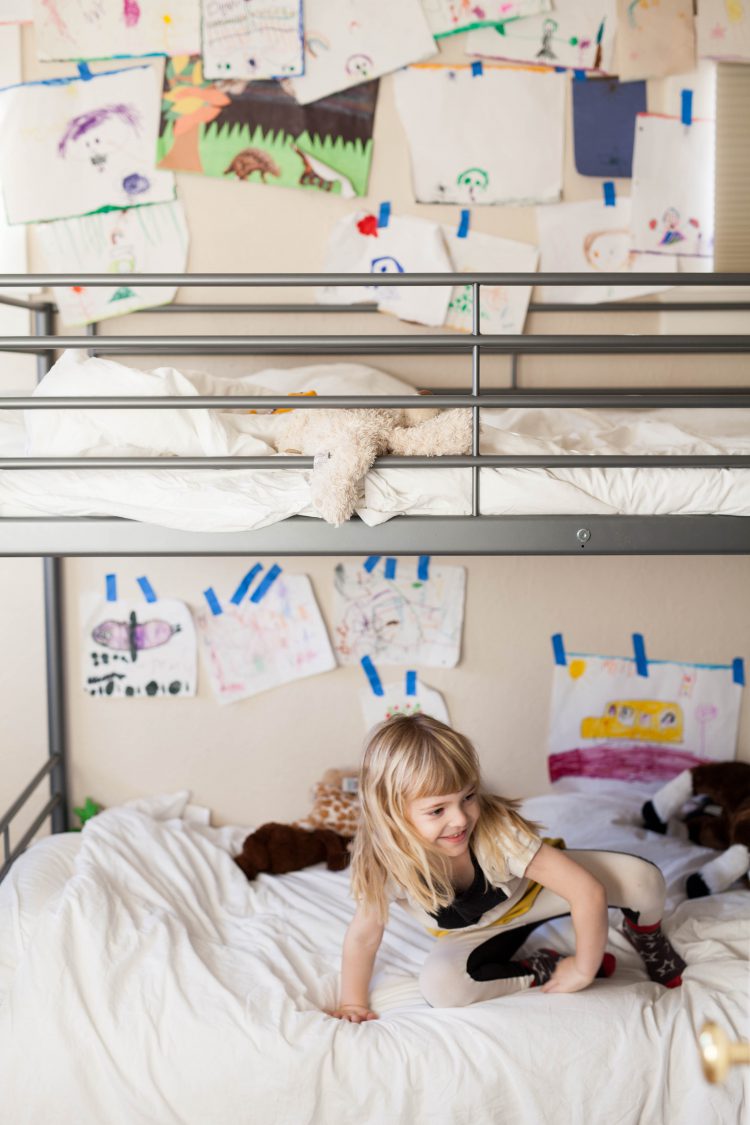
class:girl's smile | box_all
[407,785,479,854]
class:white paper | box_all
[196,573,336,705]
[535,197,677,304]
[333,561,465,668]
[614,0,695,81]
[0,65,175,223]
[288,0,436,106]
[0,0,31,22]
[631,115,715,258]
[547,650,743,785]
[33,201,189,326]
[360,674,450,732]
[32,0,201,60]
[467,0,616,72]
[659,60,717,120]
[393,65,565,205]
[81,594,197,698]
[422,0,549,37]
[443,226,537,333]
[201,0,303,80]
[318,211,454,328]
[696,0,750,61]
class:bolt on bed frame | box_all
[0,270,749,877]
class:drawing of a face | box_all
[370,256,405,274]
[456,167,489,201]
[58,104,141,172]
[345,53,373,77]
[582,229,633,272]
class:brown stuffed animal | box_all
[293,766,360,836]
[234,822,352,881]
[642,761,750,897]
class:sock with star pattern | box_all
[621,913,685,988]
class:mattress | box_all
[0,350,748,531]
[0,787,747,1125]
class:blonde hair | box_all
[350,713,540,923]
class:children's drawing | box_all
[535,197,677,304]
[201,0,303,80]
[157,55,377,198]
[360,674,450,732]
[32,0,200,59]
[0,65,175,223]
[467,0,616,72]
[443,227,538,335]
[333,562,465,668]
[287,0,435,105]
[613,0,695,80]
[33,201,189,326]
[572,77,646,177]
[547,643,744,785]
[196,574,336,705]
[393,65,565,205]
[696,0,750,61]
[318,211,454,328]
[81,594,197,698]
[421,0,549,38]
[631,115,715,259]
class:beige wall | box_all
[1,27,749,838]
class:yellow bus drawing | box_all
[581,699,684,743]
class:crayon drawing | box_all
[443,227,537,334]
[157,55,377,198]
[467,0,616,72]
[32,0,201,59]
[360,675,450,732]
[614,0,695,80]
[696,0,750,62]
[422,0,549,37]
[333,562,465,668]
[81,594,197,698]
[201,0,303,80]
[196,574,336,704]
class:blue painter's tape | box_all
[250,563,282,603]
[203,587,223,616]
[573,69,586,81]
[230,564,262,605]
[457,210,470,239]
[384,557,397,579]
[377,201,391,229]
[632,633,648,677]
[603,181,616,207]
[363,555,382,573]
[681,89,693,126]
[77,62,94,80]
[136,576,157,603]
[471,60,483,76]
[551,633,566,666]
[417,555,430,581]
[105,573,117,602]
[406,670,417,696]
[361,656,384,697]
[554,66,566,73]
[733,658,745,686]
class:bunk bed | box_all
[0,272,748,1125]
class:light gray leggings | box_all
[419,849,667,1008]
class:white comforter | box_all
[0,788,747,1125]
[0,350,748,530]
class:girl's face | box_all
[406,784,479,856]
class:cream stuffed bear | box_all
[277,405,473,526]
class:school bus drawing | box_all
[581,699,684,743]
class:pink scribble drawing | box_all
[695,704,718,756]
[93,612,180,661]
[549,745,710,784]
[123,0,141,28]
[41,0,71,40]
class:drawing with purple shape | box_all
[93,610,181,662]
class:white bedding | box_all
[0,351,748,530]
[0,787,747,1124]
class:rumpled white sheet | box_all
[0,788,747,1125]
[1,350,749,529]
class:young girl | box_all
[328,713,685,1021]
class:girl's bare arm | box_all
[327,901,385,1022]
[524,843,609,993]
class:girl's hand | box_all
[326,1004,379,1023]
[540,956,594,994]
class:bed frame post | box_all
[471,282,481,518]
[35,302,69,835]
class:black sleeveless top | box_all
[429,849,508,930]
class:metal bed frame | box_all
[1,269,749,879]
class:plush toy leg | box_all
[642,769,694,833]
[310,431,383,526]
[686,844,750,898]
